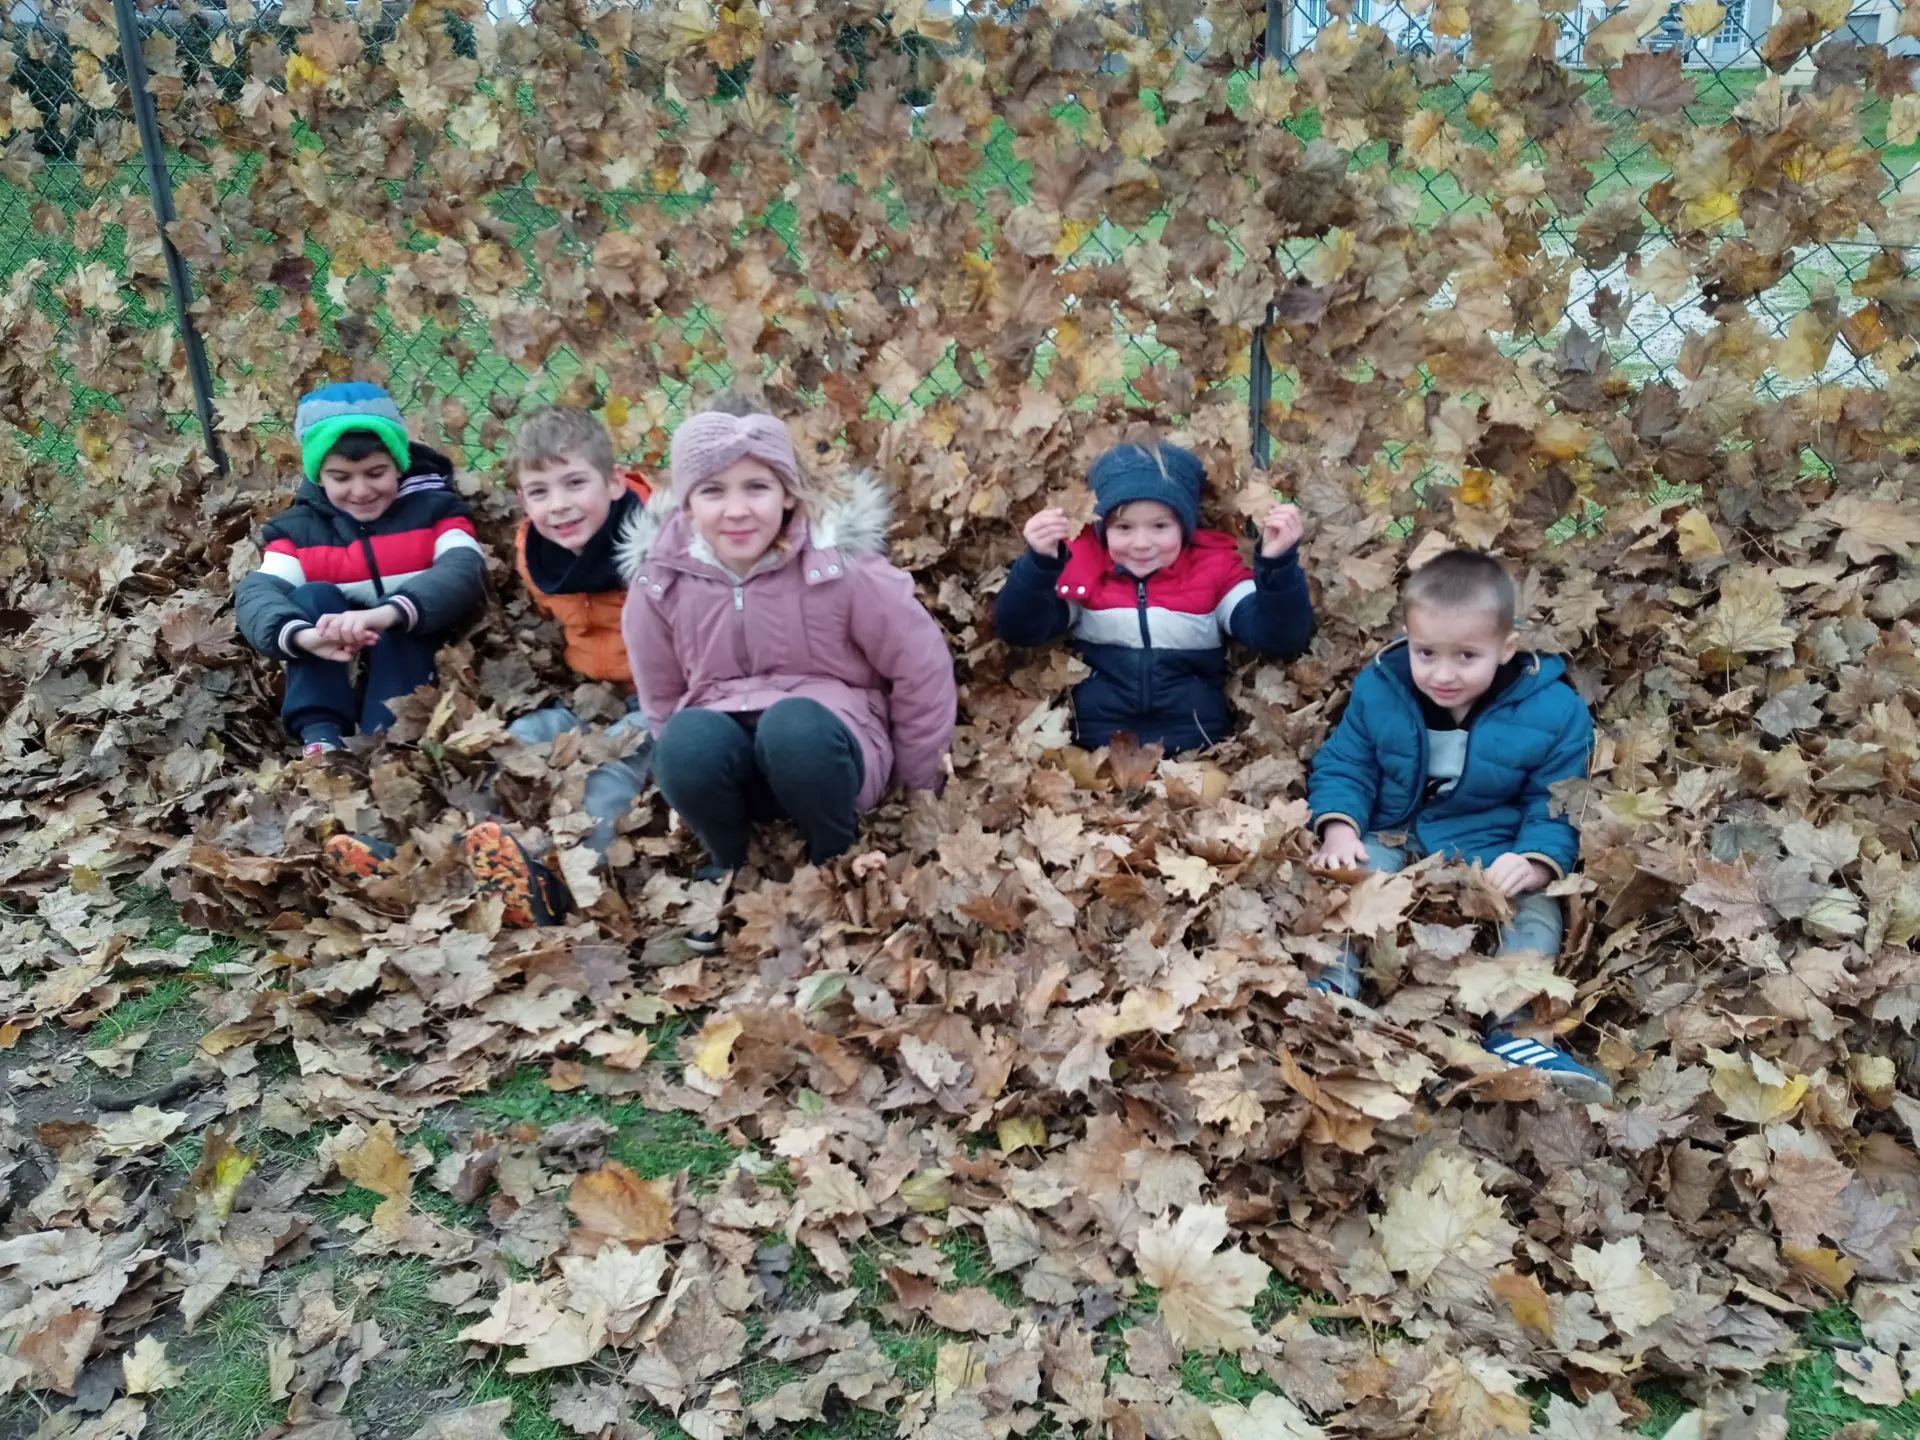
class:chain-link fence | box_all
[0,0,1910,511]
[1268,0,1911,395]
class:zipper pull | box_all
[734,585,745,612]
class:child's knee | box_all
[289,582,351,618]
[754,698,847,759]
[654,708,746,780]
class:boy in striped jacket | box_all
[234,382,486,758]
[996,439,1315,754]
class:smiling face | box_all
[685,457,790,575]
[518,451,626,553]
[1103,499,1185,578]
[1404,601,1520,720]
[318,447,401,522]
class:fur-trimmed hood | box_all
[614,469,895,584]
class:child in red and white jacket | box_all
[995,439,1314,752]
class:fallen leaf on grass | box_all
[1131,1205,1270,1354]
[569,1161,675,1249]
[121,1334,184,1394]
[1570,1237,1674,1335]
[335,1120,413,1234]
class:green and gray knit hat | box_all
[296,381,411,481]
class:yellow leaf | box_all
[900,1168,951,1213]
[336,1120,413,1234]
[1246,61,1295,124]
[1678,190,1739,231]
[1706,1049,1809,1124]
[284,52,326,89]
[122,1336,184,1395]
[1491,1266,1557,1342]
[1682,0,1728,33]
[1674,507,1723,562]
[997,1115,1047,1153]
[690,1014,743,1079]
[568,1161,674,1246]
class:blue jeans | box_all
[282,583,442,739]
[650,699,865,869]
[508,703,652,856]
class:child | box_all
[619,397,957,952]
[994,439,1315,754]
[324,406,656,929]
[235,381,485,758]
[1305,548,1607,1099]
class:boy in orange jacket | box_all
[326,406,653,927]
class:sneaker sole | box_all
[463,823,539,928]
[683,933,722,955]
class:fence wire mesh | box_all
[0,0,1909,499]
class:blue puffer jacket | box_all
[1307,641,1593,875]
[995,529,1315,753]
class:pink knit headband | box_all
[668,412,800,503]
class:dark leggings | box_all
[650,698,865,868]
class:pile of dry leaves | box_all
[4,0,1920,1436]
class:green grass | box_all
[154,1294,278,1440]
[88,978,199,1047]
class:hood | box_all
[1373,636,1564,705]
[614,468,894,583]
[293,442,457,519]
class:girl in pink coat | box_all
[618,398,957,949]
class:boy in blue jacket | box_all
[995,440,1315,753]
[1307,548,1608,1100]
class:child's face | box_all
[518,452,625,553]
[1104,500,1184,578]
[319,449,401,522]
[686,457,789,575]
[1405,603,1520,718]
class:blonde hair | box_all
[510,405,615,483]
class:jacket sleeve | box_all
[1510,692,1594,878]
[1225,546,1315,657]
[1308,687,1384,838]
[848,561,957,794]
[234,534,312,659]
[993,546,1074,647]
[622,579,688,733]
[384,516,486,635]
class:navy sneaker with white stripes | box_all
[1482,1027,1613,1103]
[1307,947,1364,999]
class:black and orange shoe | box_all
[461,822,570,929]
[322,831,398,881]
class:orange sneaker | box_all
[322,832,397,881]
[461,822,569,928]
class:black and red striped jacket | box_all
[234,444,486,659]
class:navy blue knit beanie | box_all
[1088,441,1205,536]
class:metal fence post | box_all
[1250,0,1282,472]
[110,0,227,473]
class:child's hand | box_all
[1023,508,1074,558]
[294,626,360,663]
[1309,821,1371,872]
[1485,853,1553,896]
[317,606,402,649]
[1259,503,1304,558]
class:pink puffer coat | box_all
[617,471,957,812]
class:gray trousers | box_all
[508,705,651,855]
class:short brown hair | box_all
[510,405,615,484]
[1402,548,1516,631]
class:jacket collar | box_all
[615,469,894,586]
